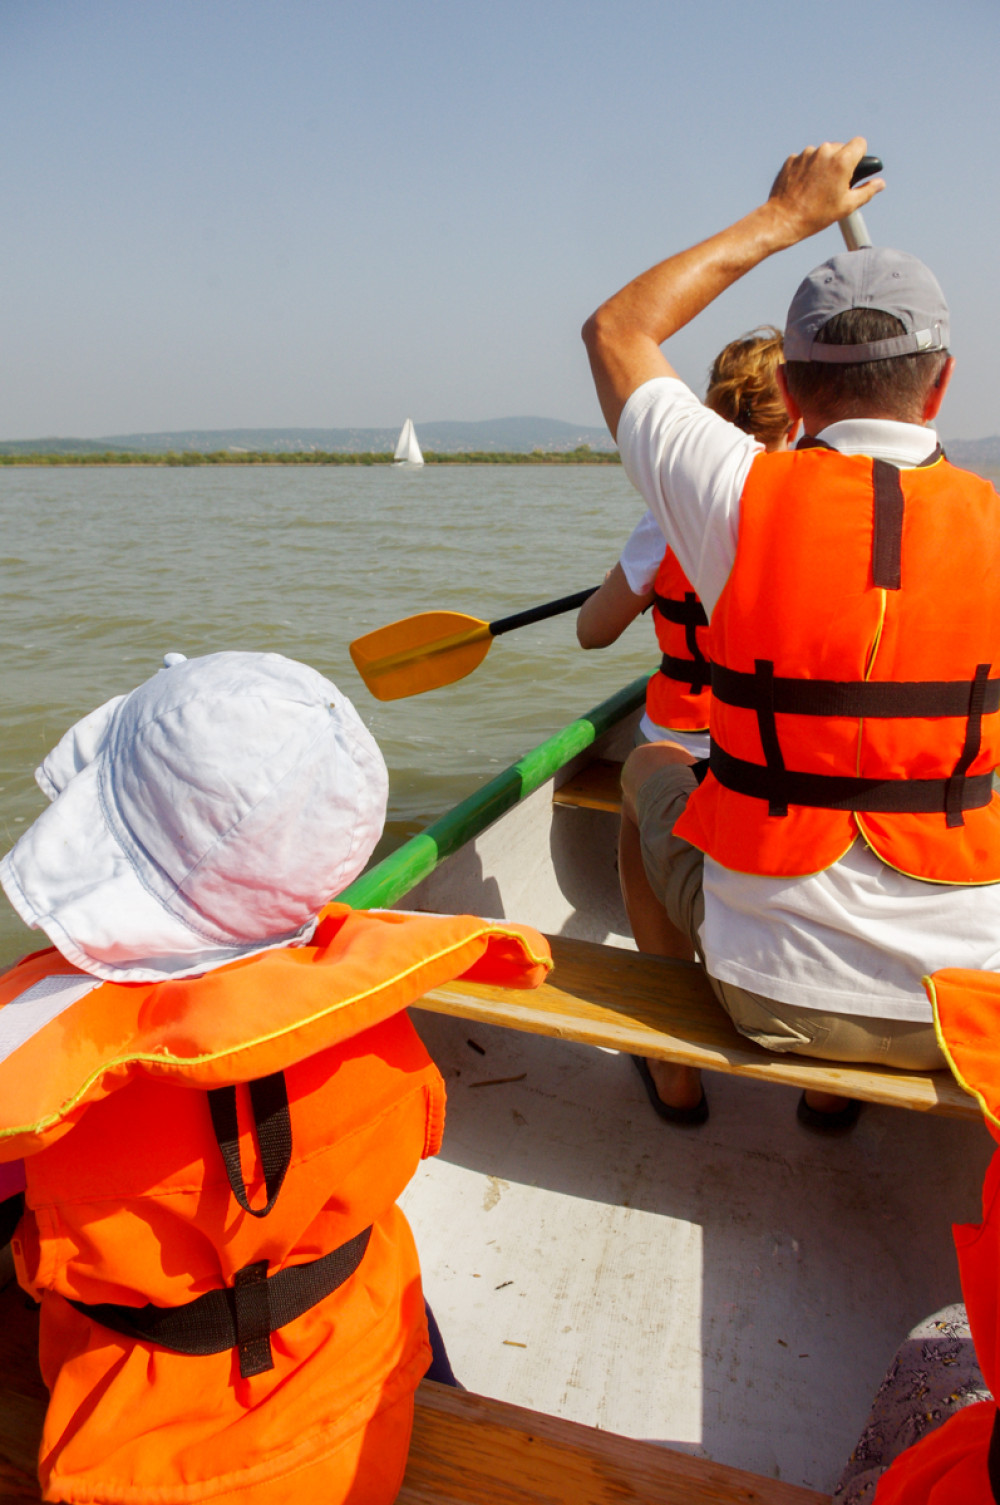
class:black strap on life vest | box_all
[989,1405,1000,1503]
[654,592,711,695]
[66,1069,373,1380]
[947,662,992,828]
[208,1071,292,1219]
[710,658,997,822]
[68,1225,373,1380]
[872,459,904,590]
[796,439,944,591]
[710,741,994,816]
[711,663,1000,721]
[709,441,994,820]
[653,592,709,629]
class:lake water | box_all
[0,464,655,969]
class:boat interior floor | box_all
[402,1009,993,1497]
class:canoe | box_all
[0,677,990,1499]
[339,677,992,1495]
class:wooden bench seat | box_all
[417,933,977,1120]
[0,1286,826,1505]
[552,757,624,814]
[400,1380,828,1504]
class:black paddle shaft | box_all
[489,587,598,637]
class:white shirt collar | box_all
[814,418,939,468]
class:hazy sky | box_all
[2,0,998,440]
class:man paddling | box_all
[583,138,1000,1127]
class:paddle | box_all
[840,154,883,250]
[350,587,598,701]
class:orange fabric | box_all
[875,970,1000,1501]
[926,970,1000,1137]
[0,904,551,1159]
[676,448,1000,880]
[0,911,552,1504]
[929,969,1000,1402]
[646,550,712,733]
[872,1401,997,1503]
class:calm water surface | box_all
[0,464,656,968]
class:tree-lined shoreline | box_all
[0,445,621,467]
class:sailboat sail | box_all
[393,418,424,466]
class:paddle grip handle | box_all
[839,154,882,252]
[490,587,599,637]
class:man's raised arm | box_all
[581,138,884,438]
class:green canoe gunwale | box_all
[339,676,646,912]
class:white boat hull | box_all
[392,703,991,1491]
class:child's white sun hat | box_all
[0,651,388,982]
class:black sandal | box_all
[796,1091,862,1135]
[631,1056,709,1126]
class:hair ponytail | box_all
[705,326,788,448]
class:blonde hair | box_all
[705,326,789,449]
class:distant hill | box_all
[943,436,1000,470]
[0,417,617,456]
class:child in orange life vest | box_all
[0,650,550,1505]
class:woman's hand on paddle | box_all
[766,138,885,247]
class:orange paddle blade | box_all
[349,611,493,701]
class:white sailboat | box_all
[393,417,424,466]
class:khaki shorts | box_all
[634,763,945,1072]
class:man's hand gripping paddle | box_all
[349,587,598,701]
[840,154,883,249]
[351,153,882,705]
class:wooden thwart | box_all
[418,933,978,1119]
[399,1380,828,1504]
[0,1291,825,1505]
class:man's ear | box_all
[922,356,955,424]
[776,365,802,424]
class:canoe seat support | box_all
[552,756,624,813]
[416,932,977,1119]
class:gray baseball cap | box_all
[784,247,950,363]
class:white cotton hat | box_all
[0,651,388,983]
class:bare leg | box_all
[803,1089,852,1113]
[620,742,703,1113]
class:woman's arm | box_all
[577,563,653,649]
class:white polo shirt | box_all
[617,376,1000,1021]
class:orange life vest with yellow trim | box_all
[646,550,712,733]
[871,967,1000,1503]
[675,445,1000,883]
[0,905,551,1505]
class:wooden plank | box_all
[400,1381,829,1505]
[0,1291,828,1505]
[552,758,623,814]
[416,933,978,1120]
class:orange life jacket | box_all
[871,967,1000,1503]
[675,445,1000,882]
[646,549,712,733]
[0,905,551,1505]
